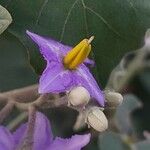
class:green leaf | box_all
[106,29,150,91]
[134,140,150,150]
[0,31,37,91]
[99,132,130,150]
[1,0,150,86]
[139,70,150,95]
[0,5,12,34]
[105,50,137,91]
[114,94,142,135]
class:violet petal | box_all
[0,126,14,150]
[39,62,74,93]
[26,31,93,65]
[75,64,105,106]
[13,112,53,150]
[33,112,53,150]
[48,134,91,150]
[84,58,95,66]
[26,30,71,62]
[12,123,26,148]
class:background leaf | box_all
[0,5,12,34]
[134,140,150,150]
[0,31,37,91]
[114,94,142,136]
[106,32,150,92]
[0,0,150,87]
[98,132,130,150]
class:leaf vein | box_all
[81,0,101,82]
[60,0,79,41]
[81,0,89,36]
[35,0,49,25]
[125,0,137,13]
[85,6,122,38]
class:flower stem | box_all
[0,101,15,123]
[18,106,36,150]
[0,84,38,103]
[7,112,28,131]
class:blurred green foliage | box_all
[99,132,130,150]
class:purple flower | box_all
[26,31,104,106]
[0,112,91,150]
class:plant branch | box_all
[14,94,68,111]
[0,101,15,123]
[7,112,28,131]
[0,84,38,103]
[17,106,36,150]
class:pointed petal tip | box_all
[72,133,91,147]
[99,97,105,107]
[95,95,105,107]
[26,30,43,46]
[84,133,91,141]
[51,133,91,150]
[73,133,91,143]
[26,30,34,37]
[101,99,105,107]
[26,30,37,39]
[26,30,30,34]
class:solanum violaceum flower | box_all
[27,31,105,106]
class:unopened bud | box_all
[68,86,90,106]
[86,107,108,132]
[105,91,123,107]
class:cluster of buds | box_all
[67,86,123,132]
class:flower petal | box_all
[12,123,26,147]
[26,30,71,62]
[0,126,14,150]
[26,31,93,66]
[84,58,95,66]
[75,65,105,106]
[48,134,91,150]
[39,61,74,93]
[33,112,53,150]
[13,112,53,150]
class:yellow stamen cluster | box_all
[64,36,94,70]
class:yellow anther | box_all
[64,36,94,70]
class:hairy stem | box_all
[0,101,15,123]
[14,94,68,111]
[18,106,36,150]
[0,84,38,103]
[7,112,28,131]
